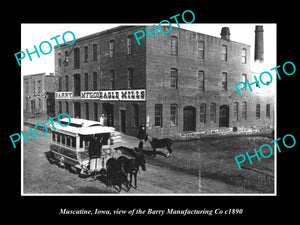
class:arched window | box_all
[170,103,177,126]
[242,48,247,64]
[233,102,238,121]
[266,104,270,118]
[200,103,206,124]
[74,47,80,69]
[171,36,178,55]
[155,104,163,127]
[210,103,216,123]
[242,102,247,120]
[256,104,261,119]
[170,68,178,89]
[198,71,204,91]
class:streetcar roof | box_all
[50,118,115,135]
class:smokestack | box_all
[220,27,230,40]
[255,25,264,63]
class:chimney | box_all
[220,27,230,40]
[255,25,264,63]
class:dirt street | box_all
[23,126,200,194]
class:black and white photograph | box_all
[20,23,276,195]
[5,5,298,221]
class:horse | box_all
[106,157,129,192]
[145,134,173,158]
[115,145,146,189]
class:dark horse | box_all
[106,157,129,192]
[115,143,146,190]
[145,134,173,158]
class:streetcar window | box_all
[71,137,76,148]
[57,134,61,143]
[52,132,56,142]
[62,135,65,145]
[66,136,71,147]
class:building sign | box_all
[55,90,146,101]
[55,92,73,99]
[81,90,146,101]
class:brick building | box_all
[54,25,274,137]
[23,72,56,115]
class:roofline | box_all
[54,26,142,49]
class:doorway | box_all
[31,100,35,114]
[183,106,196,131]
[102,103,114,126]
[74,102,81,118]
[120,110,126,133]
[219,105,229,127]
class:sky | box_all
[20,23,276,76]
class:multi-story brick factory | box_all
[54,25,274,138]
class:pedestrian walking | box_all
[99,114,106,126]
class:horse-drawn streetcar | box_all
[45,118,146,191]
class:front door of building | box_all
[31,100,35,114]
[219,105,229,127]
[120,110,126,133]
[183,106,196,131]
[102,103,114,127]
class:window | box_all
[200,103,206,124]
[127,36,132,55]
[132,104,139,128]
[256,104,260,119]
[109,70,115,89]
[127,68,133,89]
[65,75,69,91]
[242,102,247,120]
[170,104,177,126]
[170,68,178,89]
[93,44,97,61]
[58,76,62,91]
[94,103,98,121]
[242,48,247,64]
[171,36,178,55]
[221,72,227,90]
[198,71,204,91]
[93,72,97,90]
[210,103,216,123]
[221,45,227,61]
[266,104,270,118]
[84,73,88,91]
[109,40,114,58]
[84,46,88,62]
[155,104,163,127]
[85,102,89,120]
[58,58,62,67]
[233,102,238,121]
[65,102,69,115]
[242,74,247,91]
[74,48,80,69]
[198,41,204,59]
